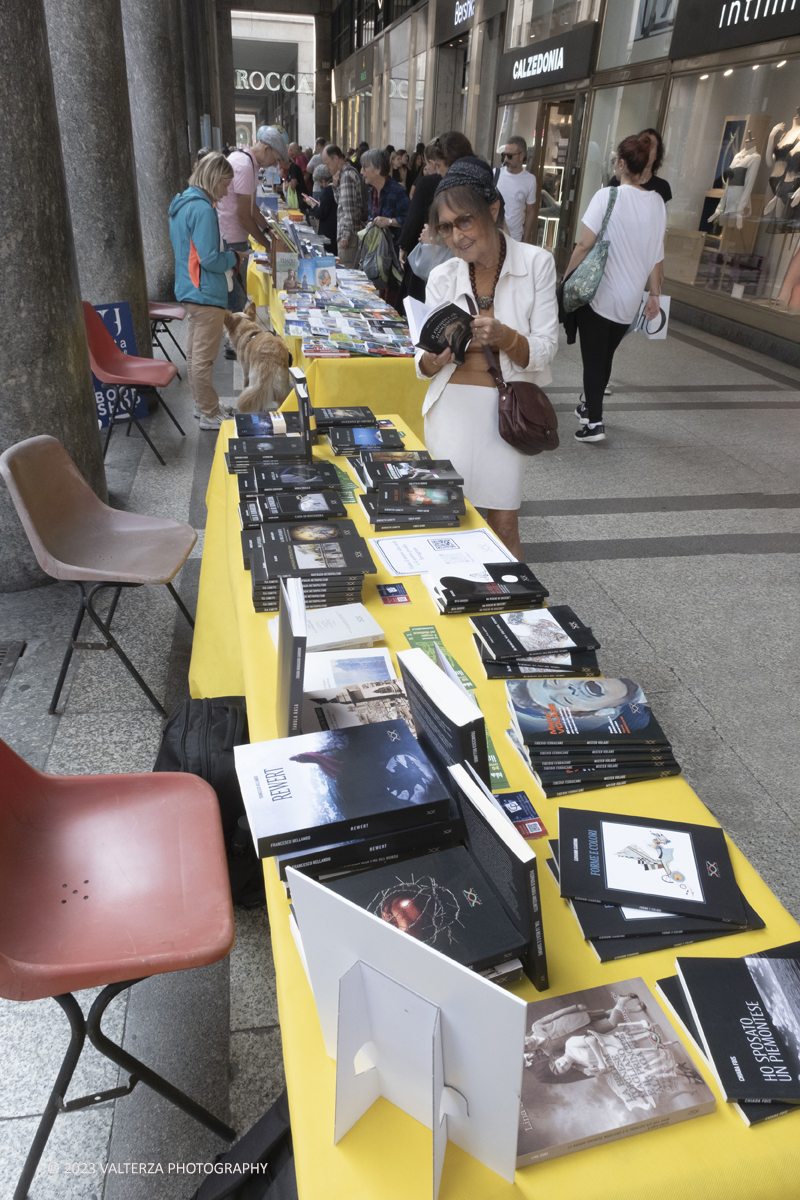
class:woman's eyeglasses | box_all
[435,213,476,237]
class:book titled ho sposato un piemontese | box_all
[234,719,451,857]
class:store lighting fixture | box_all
[778,60,787,67]
[753,64,759,70]
[724,69,733,76]
[700,74,708,80]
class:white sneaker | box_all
[199,412,226,430]
[220,401,237,418]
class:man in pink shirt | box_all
[218,125,289,317]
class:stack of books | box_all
[505,675,681,798]
[236,461,343,499]
[545,828,763,962]
[657,941,800,1126]
[421,561,548,616]
[350,449,433,488]
[238,491,347,530]
[225,377,314,474]
[359,482,466,531]
[471,604,600,682]
[326,426,405,457]
[225,434,311,474]
[353,455,463,492]
[249,519,377,612]
[312,406,376,433]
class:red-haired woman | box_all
[565,132,667,443]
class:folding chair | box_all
[150,301,187,378]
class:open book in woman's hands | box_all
[403,294,473,365]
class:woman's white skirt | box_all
[424,383,527,510]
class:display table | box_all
[190,417,800,1200]
[246,258,428,440]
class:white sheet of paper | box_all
[369,529,516,577]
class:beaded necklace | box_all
[468,235,506,310]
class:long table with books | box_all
[246,258,428,440]
[189,409,800,1200]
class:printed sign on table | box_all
[92,301,149,428]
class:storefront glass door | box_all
[533,100,574,252]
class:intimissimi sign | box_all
[496,24,596,95]
[670,0,800,58]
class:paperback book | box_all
[355,458,464,490]
[471,605,597,662]
[277,577,307,738]
[403,294,473,364]
[476,639,601,680]
[301,679,413,735]
[358,493,461,531]
[327,427,405,456]
[234,719,452,857]
[506,678,671,748]
[302,646,396,691]
[423,562,548,616]
[238,491,347,529]
[226,437,311,470]
[234,412,302,439]
[237,462,342,498]
[517,978,715,1165]
[557,808,747,925]
[374,483,466,517]
[313,405,375,429]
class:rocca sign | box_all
[234,69,315,94]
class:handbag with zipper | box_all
[562,186,618,313]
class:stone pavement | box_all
[0,316,798,1197]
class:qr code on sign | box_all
[429,538,458,551]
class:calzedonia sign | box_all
[496,24,597,96]
[670,0,800,59]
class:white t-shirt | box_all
[581,186,666,325]
[497,167,538,242]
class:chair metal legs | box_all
[104,386,166,465]
[152,322,183,379]
[13,982,235,1200]
[50,581,195,718]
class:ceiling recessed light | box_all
[700,74,709,80]
[753,64,759,70]
[724,69,733,76]
[778,60,787,67]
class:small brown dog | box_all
[223,302,293,412]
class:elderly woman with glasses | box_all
[416,158,558,559]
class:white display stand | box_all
[287,867,528,1197]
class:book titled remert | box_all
[234,719,451,857]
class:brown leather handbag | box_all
[465,297,559,456]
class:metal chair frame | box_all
[14,979,236,1200]
[151,317,187,378]
[50,580,194,718]
[103,385,186,466]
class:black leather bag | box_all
[466,295,560,456]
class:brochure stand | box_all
[287,867,527,1194]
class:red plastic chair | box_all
[149,301,187,377]
[83,301,184,466]
[0,737,237,1200]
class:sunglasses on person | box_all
[434,213,476,238]
[501,151,520,160]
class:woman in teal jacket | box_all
[169,153,239,429]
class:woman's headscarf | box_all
[435,156,500,204]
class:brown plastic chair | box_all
[0,737,236,1200]
[149,301,187,378]
[0,435,197,717]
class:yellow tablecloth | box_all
[189,419,800,1200]
[246,259,428,440]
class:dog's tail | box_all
[236,366,293,413]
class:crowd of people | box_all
[170,122,669,558]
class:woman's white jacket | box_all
[414,235,559,418]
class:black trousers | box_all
[575,304,629,423]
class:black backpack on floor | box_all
[189,1089,296,1200]
[153,697,266,908]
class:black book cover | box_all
[449,763,548,991]
[471,605,597,662]
[506,678,671,747]
[414,303,473,364]
[397,648,490,789]
[239,491,347,529]
[288,365,315,450]
[325,845,527,972]
[313,405,375,427]
[359,494,460,530]
[258,524,376,580]
[234,719,453,856]
[529,747,676,768]
[361,459,464,489]
[237,462,341,497]
[477,642,600,679]
[676,952,800,1103]
[358,449,432,466]
[234,412,302,438]
[227,437,310,463]
[277,578,307,738]
[275,796,464,881]
[536,757,681,785]
[328,427,404,452]
[557,808,747,925]
[436,563,548,606]
[241,529,263,571]
[375,483,465,516]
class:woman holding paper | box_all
[416,157,558,560]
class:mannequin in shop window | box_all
[712,130,760,230]
[764,110,800,224]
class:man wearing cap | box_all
[218,125,289,318]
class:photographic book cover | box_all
[237,462,341,496]
[325,844,527,972]
[301,680,414,735]
[506,678,670,746]
[235,719,451,855]
[376,484,466,515]
[473,605,595,661]
[517,977,715,1165]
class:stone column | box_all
[206,0,223,149]
[315,11,332,144]
[0,0,106,592]
[168,0,192,186]
[120,0,183,301]
[216,1,236,148]
[181,0,201,160]
[44,0,151,362]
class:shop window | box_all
[506,0,600,52]
[575,79,663,225]
[597,0,677,71]
[474,14,505,161]
[663,60,800,319]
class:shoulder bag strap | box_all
[597,186,618,240]
[464,294,505,388]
